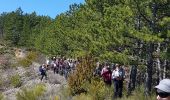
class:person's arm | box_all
[101,68,104,76]
[112,71,116,79]
[122,69,125,79]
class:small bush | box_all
[18,58,32,67]
[68,55,96,95]
[54,85,72,100]
[0,56,12,69]
[0,48,5,54]
[0,74,3,88]
[54,96,59,100]
[18,51,38,67]
[72,93,93,100]
[26,51,37,61]
[16,84,46,100]
[117,85,156,100]
[84,77,111,100]
[0,92,3,100]
[10,74,22,88]
[24,71,32,77]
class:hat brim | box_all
[155,84,169,93]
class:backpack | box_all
[39,66,43,73]
[102,70,112,81]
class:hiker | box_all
[68,59,74,74]
[155,79,170,100]
[39,64,47,81]
[51,60,57,74]
[94,61,102,76]
[63,58,70,79]
[112,64,125,98]
[101,63,112,86]
[46,57,50,68]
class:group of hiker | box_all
[38,56,170,99]
[39,56,78,81]
[94,62,126,98]
[38,56,127,98]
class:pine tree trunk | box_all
[145,43,153,96]
[163,45,168,78]
[131,65,137,90]
[127,66,132,96]
[156,43,162,82]
[163,60,167,78]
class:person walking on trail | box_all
[155,79,170,100]
[112,64,125,98]
[94,61,102,77]
[39,64,47,81]
[101,63,112,86]
[63,58,70,79]
[51,61,57,74]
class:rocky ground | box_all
[0,47,67,100]
[3,63,67,100]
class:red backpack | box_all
[102,70,112,81]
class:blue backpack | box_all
[39,66,43,73]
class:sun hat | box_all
[155,79,170,93]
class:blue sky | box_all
[0,0,85,18]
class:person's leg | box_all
[45,72,47,80]
[56,67,59,74]
[64,69,68,79]
[118,80,123,98]
[114,80,119,98]
[53,67,56,74]
[41,74,44,81]
[106,80,112,87]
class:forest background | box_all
[0,0,170,100]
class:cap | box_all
[115,63,119,67]
[155,79,170,93]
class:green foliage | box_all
[55,85,72,100]
[16,84,46,100]
[130,85,156,100]
[26,51,37,61]
[1,8,52,47]
[72,83,156,100]
[0,1,169,98]
[99,50,130,65]
[0,47,7,54]
[0,74,4,88]
[68,55,113,99]
[10,74,22,88]
[18,58,32,68]
[18,51,38,67]
[68,55,96,95]
[0,92,4,100]
[83,77,112,100]
[118,85,156,100]
[72,93,93,100]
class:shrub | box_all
[18,51,38,67]
[72,93,93,100]
[68,55,113,100]
[117,85,156,100]
[26,51,38,61]
[16,84,46,100]
[0,92,3,100]
[68,55,96,95]
[0,48,6,54]
[83,77,112,100]
[0,74,3,88]
[54,96,59,100]
[0,56,12,69]
[18,58,32,67]
[10,74,22,88]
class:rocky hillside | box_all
[0,46,67,100]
